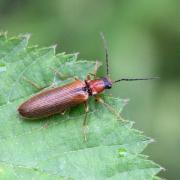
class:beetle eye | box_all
[102,77,112,89]
[105,84,112,89]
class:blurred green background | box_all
[0,0,180,179]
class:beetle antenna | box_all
[100,32,109,76]
[113,77,160,83]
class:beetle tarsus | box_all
[83,102,89,141]
[22,76,43,90]
[50,67,67,79]
[95,96,127,122]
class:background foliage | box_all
[0,0,180,179]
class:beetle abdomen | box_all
[18,80,88,119]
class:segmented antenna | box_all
[100,32,109,76]
[113,77,159,83]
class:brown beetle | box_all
[18,33,158,140]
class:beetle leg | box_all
[87,61,101,80]
[60,110,66,115]
[92,60,101,78]
[50,67,67,79]
[83,101,89,141]
[95,96,127,122]
[50,68,80,83]
[22,76,43,90]
[43,121,50,129]
[50,67,78,80]
[93,60,100,77]
[87,73,95,78]
[74,76,80,81]
[86,74,91,80]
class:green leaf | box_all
[0,33,162,179]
